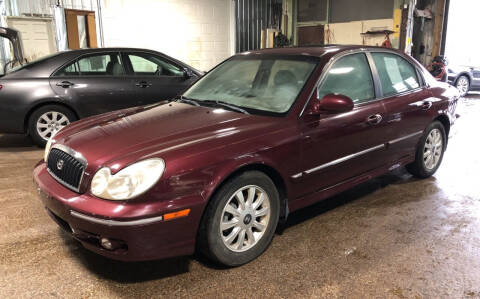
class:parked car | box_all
[447,65,480,96]
[34,45,459,266]
[0,47,201,146]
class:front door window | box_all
[317,53,375,104]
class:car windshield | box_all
[183,56,317,114]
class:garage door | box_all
[6,17,56,62]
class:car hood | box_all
[54,102,280,172]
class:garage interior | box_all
[1,0,479,298]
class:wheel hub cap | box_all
[457,78,469,95]
[423,128,443,170]
[36,111,70,141]
[220,185,271,252]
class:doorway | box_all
[65,9,97,50]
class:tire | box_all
[455,75,470,97]
[198,171,280,266]
[28,105,77,147]
[406,121,446,178]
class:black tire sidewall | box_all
[28,105,76,147]
[200,171,280,266]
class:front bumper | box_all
[33,162,204,261]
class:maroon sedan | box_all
[34,46,459,266]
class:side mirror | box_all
[308,93,354,115]
[183,68,194,79]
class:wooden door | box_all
[65,9,97,50]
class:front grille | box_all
[47,147,86,192]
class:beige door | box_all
[6,17,56,62]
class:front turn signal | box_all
[163,209,191,221]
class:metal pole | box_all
[96,0,104,47]
[0,0,9,74]
[440,0,450,55]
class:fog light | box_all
[100,237,113,250]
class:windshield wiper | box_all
[202,100,250,115]
[175,95,200,106]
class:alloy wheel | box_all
[36,111,70,141]
[220,185,271,252]
[423,128,443,170]
[456,76,469,96]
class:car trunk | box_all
[0,27,26,74]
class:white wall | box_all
[101,0,234,71]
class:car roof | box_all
[4,47,200,78]
[237,45,401,58]
[53,47,173,62]
[60,47,167,55]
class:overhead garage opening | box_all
[234,0,283,53]
[444,0,480,67]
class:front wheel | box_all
[198,171,280,266]
[406,121,446,178]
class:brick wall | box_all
[101,0,233,71]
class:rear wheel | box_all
[406,121,446,178]
[28,105,77,147]
[456,75,470,96]
[198,171,280,266]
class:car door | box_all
[369,52,433,162]
[123,52,195,105]
[295,52,391,197]
[49,51,136,117]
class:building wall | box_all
[1,0,234,72]
[325,19,394,47]
[0,0,101,72]
[101,0,234,71]
[286,0,405,49]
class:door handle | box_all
[367,114,383,125]
[56,81,74,88]
[135,81,152,88]
[422,101,433,110]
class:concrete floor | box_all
[1,95,480,298]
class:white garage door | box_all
[6,17,56,62]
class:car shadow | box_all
[58,230,191,283]
[280,168,416,231]
[0,133,37,150]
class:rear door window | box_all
[54,53,125,76]
[371,52,420,97]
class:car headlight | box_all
[90,158,165,200]
[44,131,59,162]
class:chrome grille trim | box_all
[46,144,87,193]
